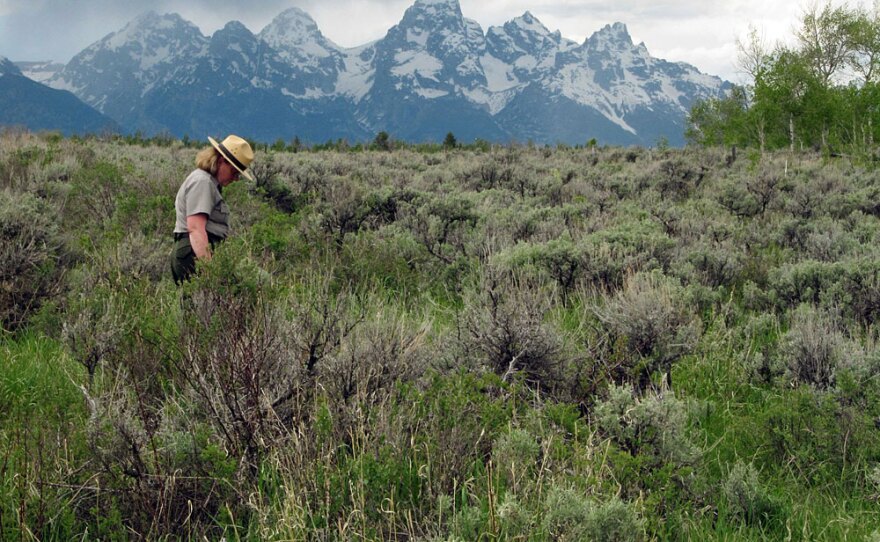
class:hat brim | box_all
[209,136,255,181]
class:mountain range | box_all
[8,0,730,146]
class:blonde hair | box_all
[195,146,220,175]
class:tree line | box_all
[687,2,880,154]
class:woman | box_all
[170,134,255,283]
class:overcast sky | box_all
[0,0,874,82]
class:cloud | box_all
[290,0,413,46]
[0,0,292,61]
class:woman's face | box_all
[217,156,241,186]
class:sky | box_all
[0,0,875,83]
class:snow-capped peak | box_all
[413,0,462,10]
[261,7,321,39]
[67,10,208,76]
[585,22,634,50]
[485,10,573,78]
[106,11,200,50]
[46,10,208,111]
[511,11,553,37]
[259,7,341,57]
[403,0,464,24]
[214,20,253,38]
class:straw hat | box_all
[208,135,255,181]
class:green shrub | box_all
[592,272,701,390]
[717,177,762,218]
[582,220,676,290]
[402,192,479,264]
[338,228,432,301]
[541,487,643,542]
[825,260,880,325]
[64,160,125,232]
[722,461,782,527]
[250,154,312,213]
[0,189,66,330]
[176,245,296,466]
[671,239,744,289]
[584,497,645,542]
[319,300,431,409]
[653,157,707,201]
[84,375,241,538]
[497,493,533,538]
[456,269,574,396]
[767,260,838,309]
[594,384,698,467]
[492,428,540,490]
[499,237,588,295]
[61,288,127,386]
[739,312,783,384]
[760,388,880,486]
[541,486,592,540]
[776,305,853,389]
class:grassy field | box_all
[2,130,880,540]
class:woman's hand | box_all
[186,213,211,260]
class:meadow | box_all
[2,129,880,540]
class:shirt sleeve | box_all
[184,175,217,217]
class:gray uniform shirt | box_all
[173,168,230,239]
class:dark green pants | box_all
[170,236,196,284]
[170,233,223,284]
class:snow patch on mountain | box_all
[335,44,376,101]
[392,50,443,81]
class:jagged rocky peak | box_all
[486,10,570,65]
[507,11,566,48]
[374,0,487,96]
[585,22,635,50]
[511,11,553,37]
[60,9,207,79]
[213,20,255,39]
[383,0,478,57]
[259,6,342,63]
[412,0,463,13]
[209,20,262,62]
[399,0,465,29]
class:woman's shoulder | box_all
[183,168,220,191]
[185,168,215,184]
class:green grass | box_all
[0,333,86,423]
[1,334,89,539]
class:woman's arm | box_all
[186,213,211,260]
